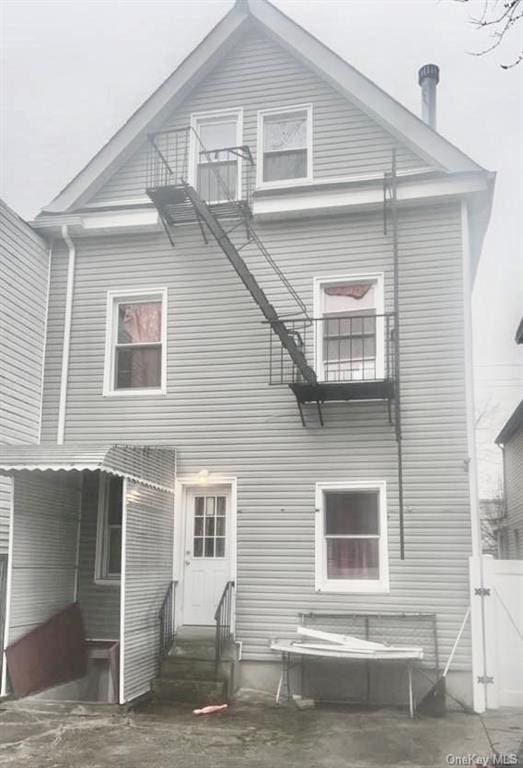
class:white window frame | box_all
[189,108,243,202]
[313,272,385,383]
[256,104,313,189]
[95,474,123,585]
[315,481,389,594]
[103,287,167,397]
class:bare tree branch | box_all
[455,0,523,67]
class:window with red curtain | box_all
[324,491,380,580]
[114,298,163,389]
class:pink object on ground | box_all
[192,704,229,715]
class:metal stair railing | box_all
[214,580,235,674]
[159,580,177,658]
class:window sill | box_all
[255,177,313,192]
[103,388,166,398]
[316,581,390,595]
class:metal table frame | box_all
[274,647,418,718]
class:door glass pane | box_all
[206,497,215,516]
[216,538,225,557]
[195,497,204,516]
[194,517,203,536]
[193,494,227,558]
[205,538,214,557]
[194,538,203,557]
[216,517,225,536]
[205,517,215,536]
[216,496,226,516]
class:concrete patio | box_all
[0,695,520,768]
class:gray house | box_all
[0,200,49,673]
[495,399,523,559]
[0,0,495,710]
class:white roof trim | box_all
[42,0,485,214]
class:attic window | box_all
[258,105,312,186]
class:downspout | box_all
[57,226,76,445]
[461,200,488,711]
[37,241,53,444]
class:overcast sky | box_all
[1,0,522,495]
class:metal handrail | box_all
[159,580,177,658]
[268,312,396,386]
[214,580,235,672]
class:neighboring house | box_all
[479,497,505,556]
[0,0,495,709]
[495,400,523,559]
[0,199,49,664]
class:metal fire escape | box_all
[145,129,405,557]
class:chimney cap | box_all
[418,64,440,86]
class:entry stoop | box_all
[152,629,237,705]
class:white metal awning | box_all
[0,443,175,492]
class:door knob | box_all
[185,560,190,566]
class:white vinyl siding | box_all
[0,200,48,444]
[87,26,430,206]
[38,201,473,670]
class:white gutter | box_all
[57,226,76,445]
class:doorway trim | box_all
[174,475,237,631]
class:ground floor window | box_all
[95,475,123,582]
[315,481,389,593]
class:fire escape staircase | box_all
[145,127,396,426]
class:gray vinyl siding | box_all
[504,428,523,558]
[8,471,80,644]
[0,199,48,444]
[0,478,11,555]
[123,482,174,701]
[77,471,120,639]
[88,25,431,206]
[0,201,49,559]
[39,200,473,669]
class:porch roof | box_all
[0,443,175,492]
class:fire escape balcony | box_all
[269,313,396,409]
[145,127,254,230]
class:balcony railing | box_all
[146,127,254,206]
[269,313,396,389]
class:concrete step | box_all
[152,677,228,704]
[160,657,232,681]
[170,638,236,661]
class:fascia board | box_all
[249,0,484,174]
[42,4,249,214]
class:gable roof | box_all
[41,0,485,215]
[496,400,523,446]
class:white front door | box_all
[182,486,231,625]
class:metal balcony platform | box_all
[290,379,395,404]
[146,185,251,225]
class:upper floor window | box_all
[95,474,123,583]
[314,273,384,383]
[104,288,167,396]
[190,109,243,202]
[315,481,389,594]
[257,105,312,186]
